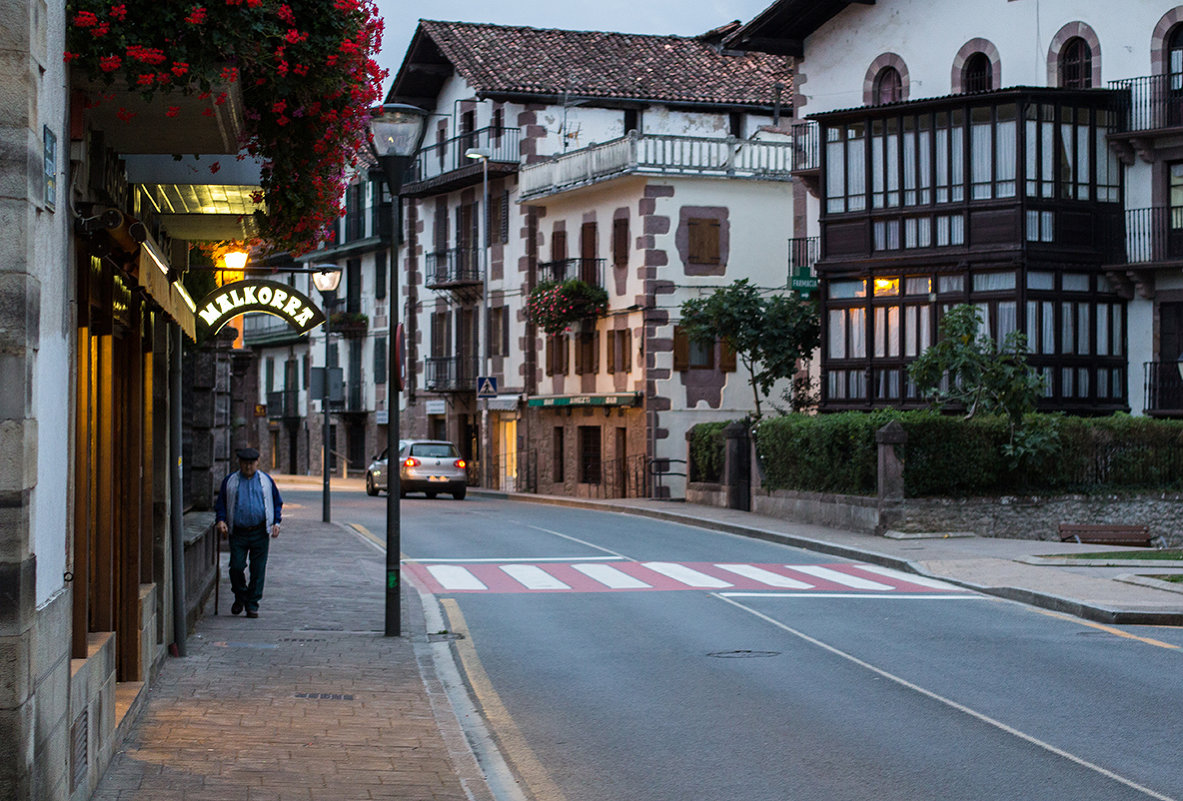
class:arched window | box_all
[963,52,993,93]
[1170,25,1183,88]
[1060,37,1092,88]
[874,67,903,105]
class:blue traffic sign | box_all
[477,376,498,398]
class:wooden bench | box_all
[1057,523,1155,547]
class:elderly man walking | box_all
[215,447,283,618]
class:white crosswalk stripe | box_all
[790,565,895,590]
[642,562,733,588]
[852,564,962,590]
[713,563,816,589]
[501,564,571,590]
[572,563,653,589]
[426,565,487,591]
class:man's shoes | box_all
[231,600,244,615]
[246,609,259,618]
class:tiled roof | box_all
[413,20,793,108]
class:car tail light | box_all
[404,457,420,468]
[454,459,466,469]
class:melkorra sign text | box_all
[196,280,326,334]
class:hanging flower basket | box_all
[525,279,608,335]
[64,0,387,256]
[330,311,368,337]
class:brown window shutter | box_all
[546,335,554,376]
[502,308,510,355]
[551,229,567,263]
[593,331,600,373]
[621,329,632,372]
[574,334,584,375]
[673,326,690,371]
[720,340,737,372]
[613,218,629,267]
[688,217,721,265]
[606,331,616,374]
[501,191,511,243]
[561,335,570,375]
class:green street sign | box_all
[790,266,818,298]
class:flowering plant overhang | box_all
[525,279,609,335]
[65,0,387,255]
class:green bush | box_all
[756,411,1183,497]
[688,421,731,483]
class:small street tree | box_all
[679,279,819,418]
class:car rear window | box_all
[410,443,458,458]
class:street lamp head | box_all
[465,147,491,161]
[370,103,429,159]
[311,264,342,294]
[223,250,249,271]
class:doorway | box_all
[498,415,518,491]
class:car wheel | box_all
[365,474,379,497]
[453,487,466,501]
[426,491,438,499]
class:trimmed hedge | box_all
[688,421,732,483]
[755,412,1183,497]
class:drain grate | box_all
[294,693,355,701]
[428,632,465,642]
[278,637,327,643]
[707,650,781,659]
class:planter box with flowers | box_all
[525,279,609,335]
[330,311,368,338]
[65,0,387,256]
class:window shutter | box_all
[501,191,511,243]
[501,308,510,356]
[374,336,387,384]
[561,334,570,375]
[606,331,616,374]
[688,218,721,265]
[621,329,632,372]
[593,331,600,374]
[546,335,554,376]
[551,229,567,263]
[375,251,387,300]
[720,340,737,372]
[613,218,629,267]
[673,326,690,371]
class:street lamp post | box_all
[370,103,428,637]
[465,147,491,489]
[312,266,342,523]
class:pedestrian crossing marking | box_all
[405,560,974,596]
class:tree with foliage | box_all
[908,303,1051,463]
[679,279,819,418]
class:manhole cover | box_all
[294,693,355,701]
[707,650,781,658]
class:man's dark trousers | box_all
[228,524,270,612]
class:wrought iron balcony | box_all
[425,248,482,288]
[1144,361,1183,416]
[243,314,308,346]
[1123,207,1183,264]
[266,390,300,420]
[788,120,819,172]
[538,258,604,288]
[788,236,820,272]
[518,132,797,201]
[1110,74,1183,132]
[403,126,520,195]
[425,355,478,392]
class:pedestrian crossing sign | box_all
[477,376,498,398]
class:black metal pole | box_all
[322,299,333,523]
[381,154,411,637]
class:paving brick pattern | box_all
[92,516,480,801]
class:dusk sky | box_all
[374,0,776,92]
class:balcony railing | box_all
[788,236,820,273]
[266,389,299,420]
[538,258,604,288]
[518,132,797,200]
[425,248,483,287]
[1110,74,1183,132]
[1144,361,1183,416]
[408,126,520,185]
[1124,206,1183,263]
[425,356,478,392]
[243,315,308,345]
[789,120,819,172]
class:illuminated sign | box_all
[195,279,326,334]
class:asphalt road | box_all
[293,488,1183,801]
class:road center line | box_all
[525,524,635,560]
[1032,609,1181,651]
[714,593,1179,801]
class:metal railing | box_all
[519,132,797,200]
[424,355,478,392]
[425,247,482,287]
[1110,74,1183,132]
[538,257,605,288]
[788,236,820,272]
[1124,206,1183,263]
[789,120,819,171]
[408,126,520,185]
[1145,361,1183,416]
[266,389,299,420]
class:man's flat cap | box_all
[236,447,260,461]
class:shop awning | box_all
[527,392,642,408]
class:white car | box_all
[366,439,468,500]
